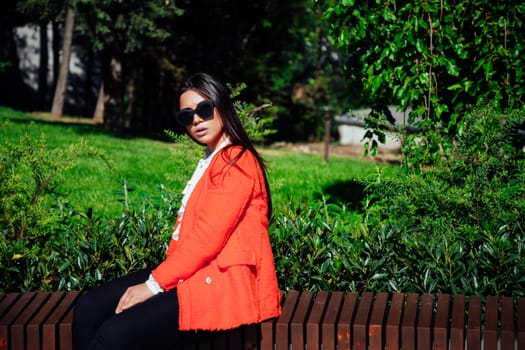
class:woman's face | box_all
[179,90,227,152]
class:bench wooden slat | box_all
[386,293,404,350]
[353,291,373,350]
[321,291,344,350]
[467,296,482,350]
[337,292,358,349]
[259,318,275,350]
[42,291,80,350]
[59,304,76,350]
[417,293,434,350]
[450,294,466,350]
[369,292,388,350]
[434,294,450,350]
[519,297,525,350]
[26,291,66,350]
[275,290,299,350]
[1,293,21,350]
[0,292,36,350]
[11,292,50,350]
[290,291,313,349]
[0,293,19,319]
[401,293,419,350]
[305,291,329,350]
[484,296,498,350]
[501,296,515,350]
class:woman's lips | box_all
[194,127,207,138]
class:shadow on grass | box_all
[317,179,366,212]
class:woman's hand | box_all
[115,283,154,314]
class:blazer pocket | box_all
[217,249,257,269]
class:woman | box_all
[73,72,282,350]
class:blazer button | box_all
[205,276,213,285]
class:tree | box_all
[50,5,74,118]
[316,0,525,164]
[75,0,183,132]
[13,0,67,111]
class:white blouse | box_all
[146,137,231,294]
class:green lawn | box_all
[0,106,396,218]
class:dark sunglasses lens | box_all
[176,110,194,126]
[195,100,214,119]
[175,100,214,126]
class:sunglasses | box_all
[175,99,215,127]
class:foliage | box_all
[361,106,525,296]
[272,106,525,297]
[0,131,108,239]
[318,0,525,163]
[74,0,183,54]
[4,105,523,297]
[229,82,277,143]
[0,129,112,291]
[15,0,66,20]
[271,196,368,291]
[0,188,176,292]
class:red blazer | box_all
[152,145,282,330]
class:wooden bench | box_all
[1,290,524,349]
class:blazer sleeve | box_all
[151,148,262,291]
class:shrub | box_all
[0,180,178,292]
[362,106,525,296]
[271,196,365,292]
[0,133,99,239]
[0,130,108,291]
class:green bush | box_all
[1,180,177,292]
[0,131,107,291]
[271,196,364,291]
[361,106,525,296]
[0,132,96,239]
[271,106,524,296]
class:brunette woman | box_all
[72,72,281,350]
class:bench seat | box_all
[1,290,524,349]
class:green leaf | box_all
[446,60,460,76]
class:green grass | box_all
[0,106,397,218]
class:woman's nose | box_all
[192,114,203,125]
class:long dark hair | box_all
[176,72,272,220]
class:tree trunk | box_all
[51,6,75,118]
[92,82,104,124]
[102,53,126,132]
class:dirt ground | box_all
[269,141,402,164]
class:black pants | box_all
[72,268,203,350]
